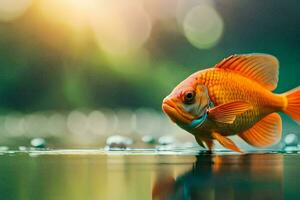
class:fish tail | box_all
[282,87,300,124]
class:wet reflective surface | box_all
[0,149,299,200]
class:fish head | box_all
[162,77,210,127]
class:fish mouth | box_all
[162,98,193,124]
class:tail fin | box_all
[283,87,300,124]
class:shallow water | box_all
[0,148,299,200]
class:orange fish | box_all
[162,54,300,152]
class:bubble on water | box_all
[142,135,156,145]
[284,134,299,147]
[106,135,133,149]
[30,138,47,148]
[284,146,300,153]
[0,146,9,151]
[158,135,177,145]
[18,146,27,151]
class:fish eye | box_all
[183,91,195,104]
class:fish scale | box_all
[191,69,268,136]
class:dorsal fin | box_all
[215,54,279,91]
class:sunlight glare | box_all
[39,0,94,29]
[0,0,32,22]
[89,1,152,55]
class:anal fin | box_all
[239,113,282,147]
[212,132,243,153]
[195,135,214,151]
[204,140,213,151]
[195,135,205,149]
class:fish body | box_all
[162,54,300,152]
[189,68,283,136]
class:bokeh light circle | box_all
[89,1,152,55]
[67,111,89,135]
[183,5,224,49]
[88,110,107,135]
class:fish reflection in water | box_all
[152,153,283,200]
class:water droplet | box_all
[284,146,299,153]
[0,146,9,151]
[18,146,27,151]
[30,138,47,148]
[142,135,156,144]
[106,135,133,149]
[284,134,299,146]
[158,135,176,145]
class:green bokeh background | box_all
[0,0,299,113]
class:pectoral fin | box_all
[208,101,253,124]
[212,132,243,153]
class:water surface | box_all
[0,149,299,200]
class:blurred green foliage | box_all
[0,0,299,113]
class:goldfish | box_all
[162,54,300,152]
